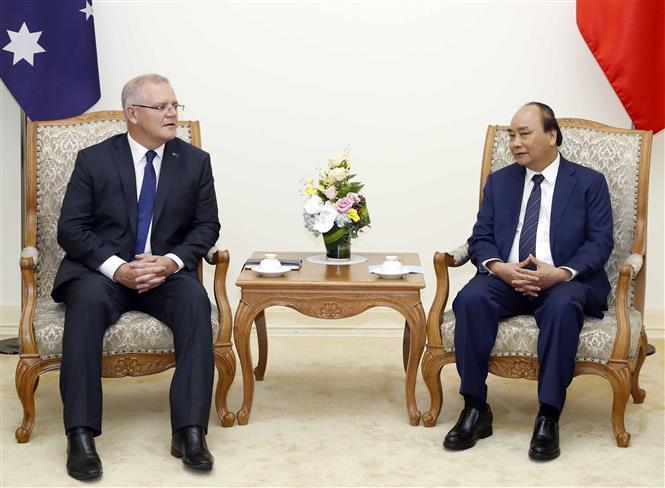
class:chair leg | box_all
[630,329,648,404]
[421,348,447,427]
[15,358,40,443]
[402,321,410,372]
[608,367,632,447]
[253,311,268,381]
[213,347,237,427]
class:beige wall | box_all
[1,1,663,335]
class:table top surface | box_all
[236,251,426,290]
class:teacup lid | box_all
[259,253,281,270]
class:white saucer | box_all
[371,269,410,279]
[248,265,291,277]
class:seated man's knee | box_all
[65,274,119,310]
[453,284,489,312]
[170,275,211,314]
[537,290,584,333]
[542,290,583,315]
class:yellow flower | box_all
[305,187,317,195]
[347,208,360,222]
[317,184,325,191]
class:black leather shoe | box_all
[443,404,493,450]
[529,415,560,460]
[171,425,214,471]
[66,427,102,481]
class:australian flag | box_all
[0,1,100,121]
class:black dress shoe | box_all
[443,404,493,450]
[529,415,560,460]
[171,425,214,471]
[66,427,102,481]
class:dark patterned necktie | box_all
[135,150,157,255]
[518,174,545,268]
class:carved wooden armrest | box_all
[623,253,643,277]
[609,261,637,362]
[18,246,40,356]
[426,241,470,347]
[208,248,233,345]
[447,241,470,267]
[20,246,39,269]
[205,246,219,265]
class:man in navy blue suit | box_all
[443,103,614,460]
[52,74,220,479]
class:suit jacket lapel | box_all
[111,134,138,238]
[152,139,179,228]
[550,156,577,244]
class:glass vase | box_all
[322,226,351,260]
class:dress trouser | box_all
[59,270,214,435]
[452,273,601,411]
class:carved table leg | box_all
[402,303,426,426]
[213,345,237,427]
[235,301,257,425]
[402,320,410,373]
[254,311,268,381]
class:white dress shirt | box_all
[97,133,184,281]
[483,153,577,279]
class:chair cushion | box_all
[33,299,220,359]
[441,307,642,364]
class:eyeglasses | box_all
[131,103,185,113]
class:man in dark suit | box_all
[52,74,220,480]
[443,103,613,460]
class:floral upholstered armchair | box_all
[422,118,652,447]
[15,111,236,443]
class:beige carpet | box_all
[1,336,663,487]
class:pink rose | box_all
[323,186,338,200]
[346,192,360,203]
[335,196,354,213]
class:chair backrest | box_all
[479,118,652,311]
[24,111,201,299]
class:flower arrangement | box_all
[302,150,370,259]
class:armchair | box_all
[422,118,652,447]
[15,111,236,443]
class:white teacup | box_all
[381,256,403,273]
[258,253,281,272]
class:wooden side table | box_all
[228,251,427,426]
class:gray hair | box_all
[121,73,170,111]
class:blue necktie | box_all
[135,150,157,255]
[518,174,545,269]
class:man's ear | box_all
[126,107,138,124]
[548,129,557,146]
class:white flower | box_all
[312,201,338,233]
[328,153,346,168]
[335,212,351,227]
[329,167,348,182]
[304,195,324,214]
